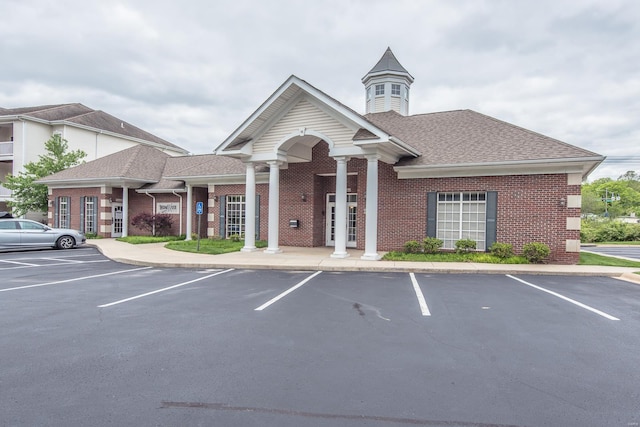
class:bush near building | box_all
[581,219,640,243]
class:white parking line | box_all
[98,269,234,308]
[0,266,152,292]
[39,257,85,263]
[506,275,620,321]
[0,259,39,267]
[409,273,431,316]
[0,259,111,270]
[255,271,322,311]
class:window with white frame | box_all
[391,84,401,96]
[83,197,96,233]
[375,84,385,95]
[225,195,245,237]
[436,192,486,250]
[57,196,70,228]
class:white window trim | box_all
[436,192,487,251]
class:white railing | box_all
[0,184,11,197]
[0,141,13,156]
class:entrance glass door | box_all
[112,204,123,237]
[326,193,357,247]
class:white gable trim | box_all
[214,75,402,155]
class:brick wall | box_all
[49,186,209,238]
[208,143,580,264]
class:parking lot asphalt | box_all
[581,245,640,262]
[1,247,640,426]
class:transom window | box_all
[437,192,486,250]
[375,84,385,96]
[226,195,245,238]
[391,84,401,96]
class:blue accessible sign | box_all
[195,201,204,215]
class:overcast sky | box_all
[1,0,638,181]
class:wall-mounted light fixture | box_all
[559,197,566,207]
[301,193,307,202]
[213,195,218,202]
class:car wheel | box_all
[56,235,75,250]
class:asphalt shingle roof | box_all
[38,145,170,183]
[0,103,186,153]
[364,109,601,166]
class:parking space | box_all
[0,247,110,270]
[2,257,640,426]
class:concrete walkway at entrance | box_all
[88,239,640,283]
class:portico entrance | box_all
[326,193,357,247]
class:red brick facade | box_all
[207,143,580,264]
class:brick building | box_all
[39,48,604,264]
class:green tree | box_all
[582,174,640,217]
[2,135,86,216]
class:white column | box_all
[242,162,257,252]
[362,155,381,260]
[122,185,129,237]
[331,156,349,258]
[264,161,282,254]
[185,184,193,240]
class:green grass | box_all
[117,235,186,244]
[382,251,529,264]
[165,238,267,255]
[579,251,640,268]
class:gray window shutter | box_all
[485,191,498,251]
[92,197,98,233]
[80,196,85,232]
[255,194,260,240]
[219,196,226,238]
[66,197,71,228]
[426,192,437,237]
[54,197,59,227]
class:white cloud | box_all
[1,0,638,179]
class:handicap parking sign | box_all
[195,201,204,215]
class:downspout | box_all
[172,191,183,236]
[144,191,156,236]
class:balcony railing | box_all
[0,141,13,156]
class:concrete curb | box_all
[87,241,640,281]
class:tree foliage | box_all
[581,171,640,217]
[2,135,86,216]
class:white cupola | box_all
[362,47,414,116]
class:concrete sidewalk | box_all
[87,239,640,283]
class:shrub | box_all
[489,242,513,259]
[422,237,443,254]
[455,239,476,254]
[228,233,243,242]
[522,242,551,263]
[131,212,174,236]
[84,232,99,239]
[403,240,422,254]
[581,219,640,242]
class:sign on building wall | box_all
[157,202,180,215]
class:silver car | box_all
[0,219,86,250]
